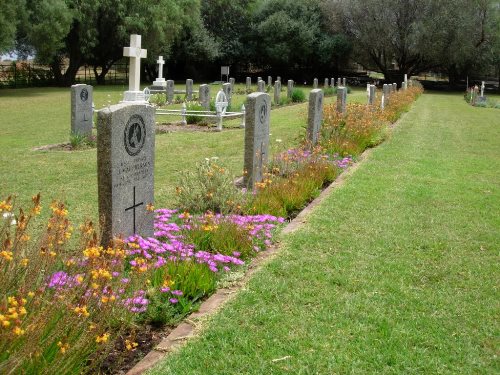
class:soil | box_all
[31,143,95,152]
[99,324,173,374]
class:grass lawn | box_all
[148,92,500,374]
[0,84,367,225]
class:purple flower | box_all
[169,298,178,304]
[171,290,183,296]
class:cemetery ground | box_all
[149,92,500,374]
[1,85,498,373]
[0,84,367,225]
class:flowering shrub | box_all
[175,158,244,214]
[0,196,283,373]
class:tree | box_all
[17,0,202,86]
[0,0,25,53]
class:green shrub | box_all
[175,158,244,214]
[185,102,204,124]
[149,93,167,107]
[323,87,335,96]
[291,88,306,103]
[69,133,96,149]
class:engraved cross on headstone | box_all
[123,34,147,92]
[125,186,144,234]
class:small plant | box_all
[185,102,204,124]
[149,93,167,107]
[324,87,335,96]
[291,88,306,103]
[69,133,96,149]
[175,158,244,214]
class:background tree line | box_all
[1,0,498,86]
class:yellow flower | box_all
[13,326,25,336]
[20,234,30,242]
[74,306,90,317]
[20,258,29,267]
[27,292,35,298]
[2,320,10,328]
[95,333,110,344]
[0,250,13,261]
[57,341,70,354]
[146,203,155,212]
[125,339,139,351]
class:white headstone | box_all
[123,34,147,102]
[153,56,166,87]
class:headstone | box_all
[257,76,262,83]
[71,84,93,137]
[97,103,155,246]
[368,84,376,105]
[342,78,347,87]
[393,83,397,92]
[277,76,281,83]
[222,82,232,107]
[186,79,193,101]
[324,78,329,89]
[402,82,407,90]
[307,89,324,145]
[215,90,228,131]
[337,78,341,87]
[199,84,210,110]
[383,84,390,105]
[331,78,335,88]
[381,94,385,110]
[246,77,251,90]
[166,80,174,103]
[152,56,166,87]
[404,74,408,86]
[313,78,318,89]
[267,76,272,86]
[123,34,147,102]
[287,80,294,99]
[258,79,266,93]
[243,92,271,189]
[229,77,235,92]
[336,87,347,114]
[480,81,485,97]
[274,80,281,104]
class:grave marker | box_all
[152,56,166,87]
[336,87,347,114]
[287,80,294,99]
[368,84,376,105]
[258,79,266,93]
[186,79,193,101]
[243,92,271,189]
[229,77,235,92]
[199,84,210,110]
[324,78,329,89]
[313,78,318,89]
[274,80,281,104]
[71,84,93,137]
[222,82,232,107]
[307,89,324,145]
[393,83,397,92]
[97,103,155,245]
[268,76,272,86]
[337,77,341,87]
[166,80,174,103]
[123,34,147,102]
[342,78,347,87]
[246,77,251,90]
[331,78,335,88]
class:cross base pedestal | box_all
[122,91,147,103]
[153,78,166,87]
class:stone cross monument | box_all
[123,34,148,102]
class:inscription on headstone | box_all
[243,92,271,189]
[71,84,93,137]
[199,84,210,110]
[307,89,324,145]
[97,103,155,245]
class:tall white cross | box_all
[157,56,165,79]
[123,34,147,92]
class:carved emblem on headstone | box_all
[80,88,89,102]
[259,102,268,124]
[124,115,146,156]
